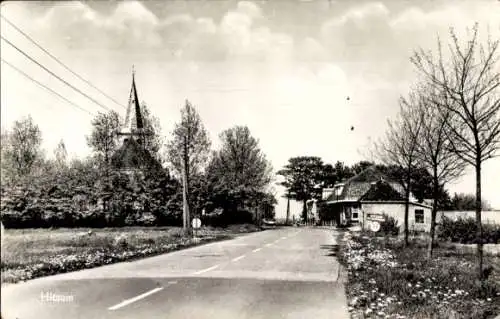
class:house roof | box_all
[324,165,407,203]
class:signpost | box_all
[192,217,202,241]
[366,213,384,233]
[369,221,381,232]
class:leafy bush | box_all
[438,216,500,244]
[339,232,500,318]
[380,214,400,236]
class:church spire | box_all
[119,67,147,144]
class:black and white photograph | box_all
[1,1,499,318]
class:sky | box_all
[1,0,499,217]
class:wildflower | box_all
[487,298,492,302]
[407,283,412,287]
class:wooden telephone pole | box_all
[182,136,191,235]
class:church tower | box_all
[110,69,162,173]
[118,68,147,145]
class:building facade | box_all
[319,165,433,232]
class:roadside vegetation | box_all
[339,230,500,319]
[1,224,260,284]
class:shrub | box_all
[372,214,400,236]
[113,233,129,249]
[438,216,500,244]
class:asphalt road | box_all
[1,227,349,319]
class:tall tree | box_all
[166,100,211,232]
[334,161,354,182]
[351,161,375,175]
[141,102,165,164]
[206,126,272,220]
[87,111,121,165]
[54,139,68,168]
[412,88,466,257]
[1,116,43,181]
[320,163,338,188]
[376,93,425,247]
[412,25,500,279]
[277,156,325,222]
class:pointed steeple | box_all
[119,67,149,145]
[124,67,144,133]
[111,67,161,173]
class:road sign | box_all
[192,218,202,229]
[370,221,381,232]
[367,213,385,222]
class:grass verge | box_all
[338,231,500,319]
[1,224,261,284]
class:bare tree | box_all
[412,25,500,279]
[376,93,425,247]
[166,100,211,233]
[413,87,466,258]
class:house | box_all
[319,165,432,232]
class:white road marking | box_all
[265,243,273,247]
[167,280,178,284]
[192,264,219,275]
[108,287,164,310]
[232,255,246,262]
[252,248,262,253]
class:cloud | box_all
[236,1,263,19]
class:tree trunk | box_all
[427,173,439,259]
[475,160,483,280]
[404,173,411,247]
[302,199,307,224]
[285,195,290,225]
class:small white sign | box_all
[370,221,381,232]
[192,218,202,229]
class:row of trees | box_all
[376,24,499,280]
[1,101,276,229]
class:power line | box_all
[1,14,126,109]
[1,58,95,116]
[1,36,114,113]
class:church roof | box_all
[110,138,163,172]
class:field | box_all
[339,231,500,319]
[0,225,260,284]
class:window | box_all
[415,209,424,224]
[352,211,359,220]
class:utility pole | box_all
[182,136,191,235]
